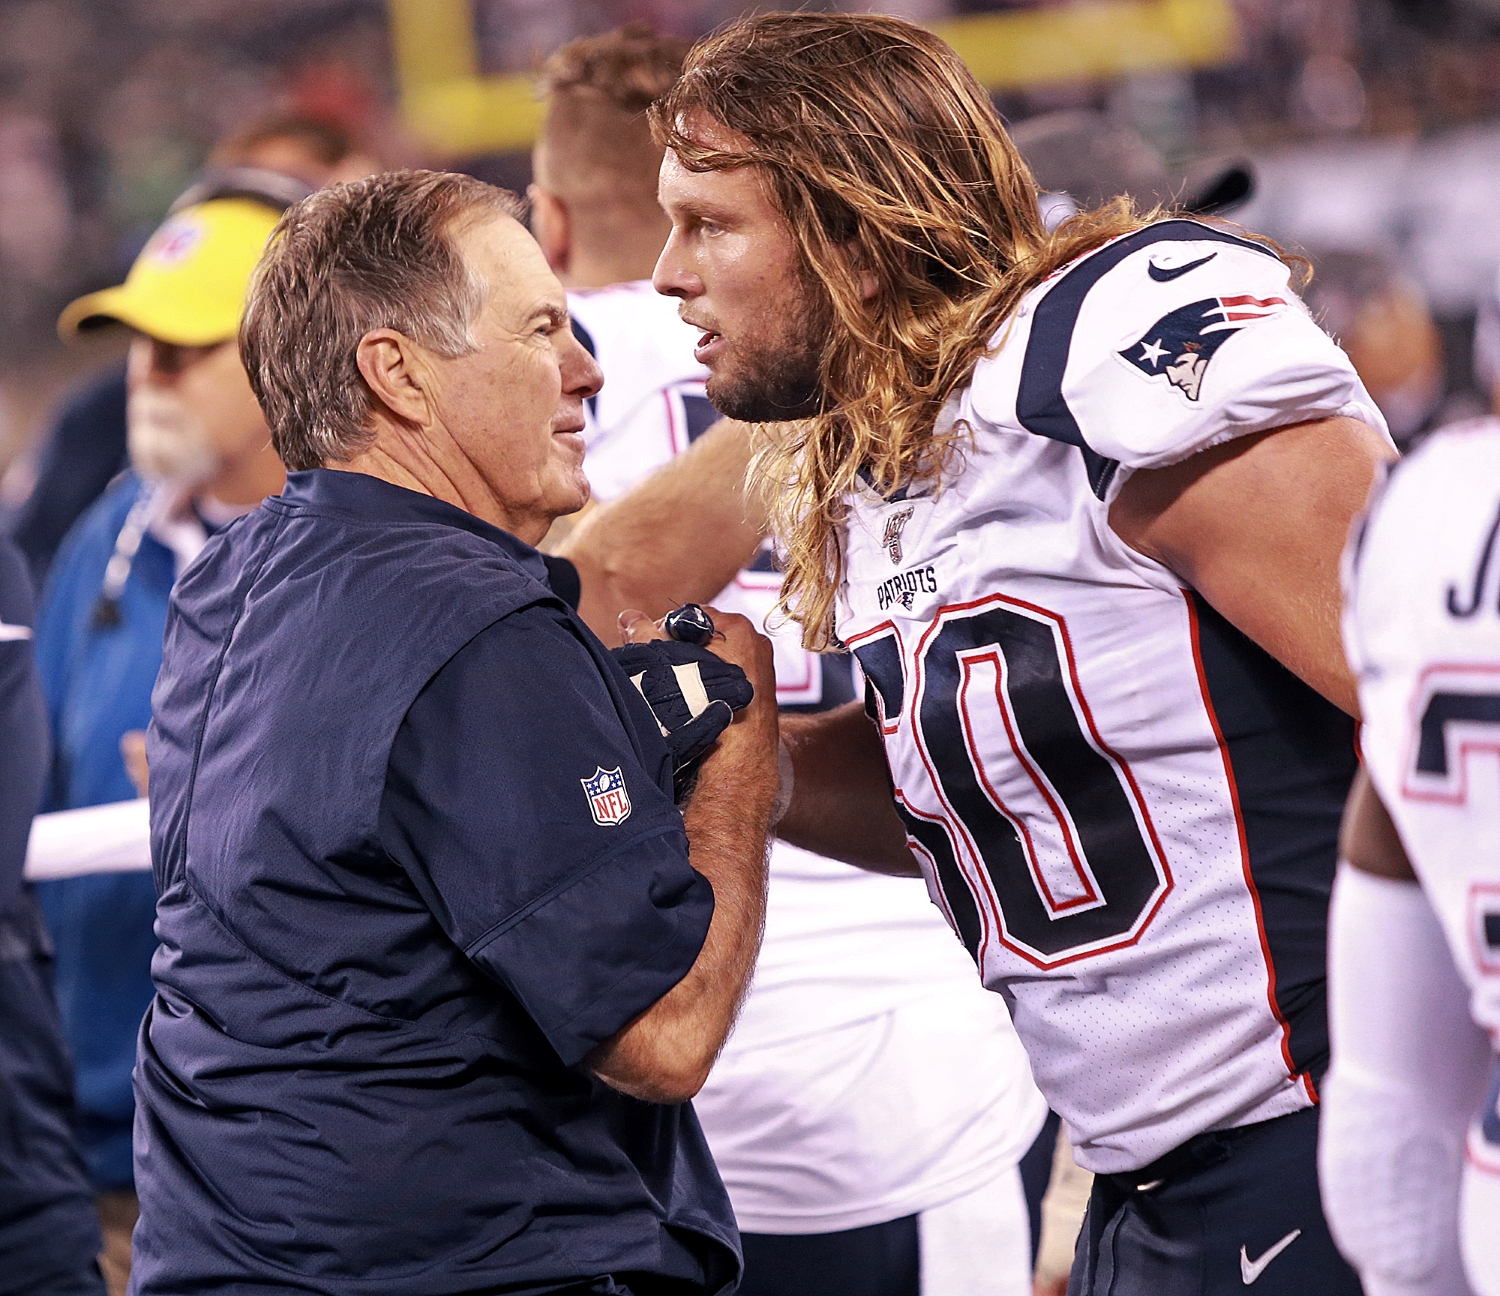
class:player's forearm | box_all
[587,717,776,1103]
[562,418,768,640]
[777,701,919,876]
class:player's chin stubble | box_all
[705,279,831,423]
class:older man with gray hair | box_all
[130,170,778,1296]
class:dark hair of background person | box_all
[240,170,521,472]
[210,112,356,186]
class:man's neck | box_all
[559,215,668,290]
[328,435,549,547]
[560,250,657,291]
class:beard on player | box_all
[703,273,832,424]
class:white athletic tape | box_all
[671,661,711,719]
[629,671,671,736]
[24,798,152,881]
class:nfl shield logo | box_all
[581,766,632,826]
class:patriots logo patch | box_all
[581,766,631,826]
[1119,295,1285,402]
[883,507,914,566]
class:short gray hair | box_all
[240,169,523,471]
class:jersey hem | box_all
[724,1131,1045,1235]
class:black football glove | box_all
[612,639,755,801]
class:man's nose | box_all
[143,339,182,382]
[652,230,701,302]
[562,332,604,401]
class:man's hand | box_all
[1110,415,1395,716]
[121,729,149,798]
[587,606,778,1103]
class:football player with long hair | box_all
[648,13,1394,1294]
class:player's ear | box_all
[355,328,433,429]
[528,185,572,276]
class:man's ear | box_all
[528,184,572,276]
[355,329,432,428]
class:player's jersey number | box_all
[853,595,1171,968]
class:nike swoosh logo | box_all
[1148,251,1217,282]
[1240,1229,1301,1284]
[0,621,32,641]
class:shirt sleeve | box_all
[377,604,713,1067]
[979,234,1389,474]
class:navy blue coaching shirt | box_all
[133,470,736,1296]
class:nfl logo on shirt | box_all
[582,766,632,826]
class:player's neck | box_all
[561,225,667,290]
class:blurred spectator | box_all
[6,111,372,590]
[1472,261,1500,416]
[207,112,378,189]
[31,190,288,1296]
[1008,109,1254,227]
[0,536,107,1296]
[1302,248,1445,446]
[6,372,129,596]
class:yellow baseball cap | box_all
[58,197,283,346]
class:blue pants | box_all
[1068,1105,1361,1296]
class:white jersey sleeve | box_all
[970,220,1387,476]
[1345,417,1500,1294]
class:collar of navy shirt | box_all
[272,468,554,586]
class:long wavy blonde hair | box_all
[652,13,1158,649]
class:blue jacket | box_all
[134,470,735,1295]
[32,471,167,1189]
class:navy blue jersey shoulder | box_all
[1017,220,1279,499]
[135,470,734,1296]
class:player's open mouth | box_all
[694,330,724,365]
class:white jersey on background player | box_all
[1341,418,1500,1296]
[569,280,1048,1289]
[832,221,1389,1174]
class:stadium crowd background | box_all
[2,0,1500,482]
[3,0,1500,1292]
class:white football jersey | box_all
[570,280,1048,1231]
[1345,417,1500,1288]
[835,219,1389,1173]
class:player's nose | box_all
[652,229,701,302]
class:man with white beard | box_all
[28,185,290,1296]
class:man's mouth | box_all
[693,329,724,364]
